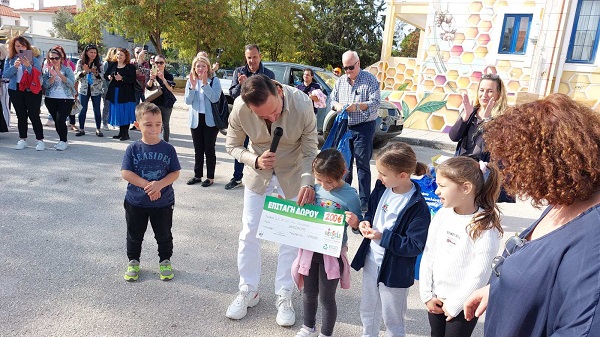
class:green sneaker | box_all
[124,259,140,282]
[159,259,174,281]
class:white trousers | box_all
[360,252,409,337]
[237,175,297,296]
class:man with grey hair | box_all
[330,50,380,212]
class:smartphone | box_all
[143,45,149,51]
[151,64,158,76]
[19,49,33,63]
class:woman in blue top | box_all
[42,48,75,151]
[464,93,600,337]
[184,56,221,187]
[3,36,44,150]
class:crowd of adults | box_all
[0,36,177,150]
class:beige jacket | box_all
[225,85,319,197]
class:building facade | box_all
[370,0,600,131]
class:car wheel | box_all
[373,138,389,149]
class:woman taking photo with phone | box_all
[3,36,45,150]
[146,54,176,142]
[104,48,137,141]
[75,44,104,137]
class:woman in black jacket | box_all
[104,48,137,141]
[146,54,176,142]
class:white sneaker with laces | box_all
[225,290,259,320]
[276,294,296,326]
[35,140,45,151]
[15,139,27,150]
[295,325,318,337]
[55,141,68,151]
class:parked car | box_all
[220,62,403,149]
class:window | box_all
[567,0,600,63]
[498,14,532,54]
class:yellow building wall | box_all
[558,68,600,109]
[372,0,599,131]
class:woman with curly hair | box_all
[449,73,508,161]
[464,93,600,337]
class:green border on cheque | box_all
[263,196,346,225]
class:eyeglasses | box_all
[48,57,61,61]
[491,235,527,277]
[343,60,359,71]
[154,61,165,65]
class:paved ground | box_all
[0,95,542,336]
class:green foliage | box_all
[398,29,420,58]
[70,0,388,69]
[49,8,82,46]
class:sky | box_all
[10,0,75,9]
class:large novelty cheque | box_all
[257,196,345,258]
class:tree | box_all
[302,0,385,68]
[71,0,180,55]
[70,0,107,46]
[397,29,420,57]
[166,0,238,62]
[49,8,82,47]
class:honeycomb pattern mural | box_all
[558,69,600,110]
[368,0,600,131]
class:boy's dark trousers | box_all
[124,201,174,262]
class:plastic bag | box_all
[322,108,352,170]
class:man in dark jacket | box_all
[224,44,275,190]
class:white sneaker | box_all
[15,139,27,150]
[295,326,318,337]
[55,141,68,151]
[225,290,259,320]
[35,140,45,151]
[276,294,296,326]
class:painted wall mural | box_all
[369,0,599,131]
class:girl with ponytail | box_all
[419,156,502,337]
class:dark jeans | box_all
[345,120,376,207]
[124,200,174,262]
[232,136,250,181]
[45,97,73,142]
[159,105,173,142]
[428,311,478,337]
[9,89,43,140]
[79,93,102,129]
[190,113,219,179]
[302,253,343,336]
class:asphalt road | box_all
[0,96,542,336]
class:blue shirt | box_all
[315,183,362,246]
[121,140,181,208]
[485,203,600,337]
[330,69,380,126]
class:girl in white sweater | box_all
[419,156,503,337]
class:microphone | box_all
[270,127,283,152]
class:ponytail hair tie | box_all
[479,160,490,182]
